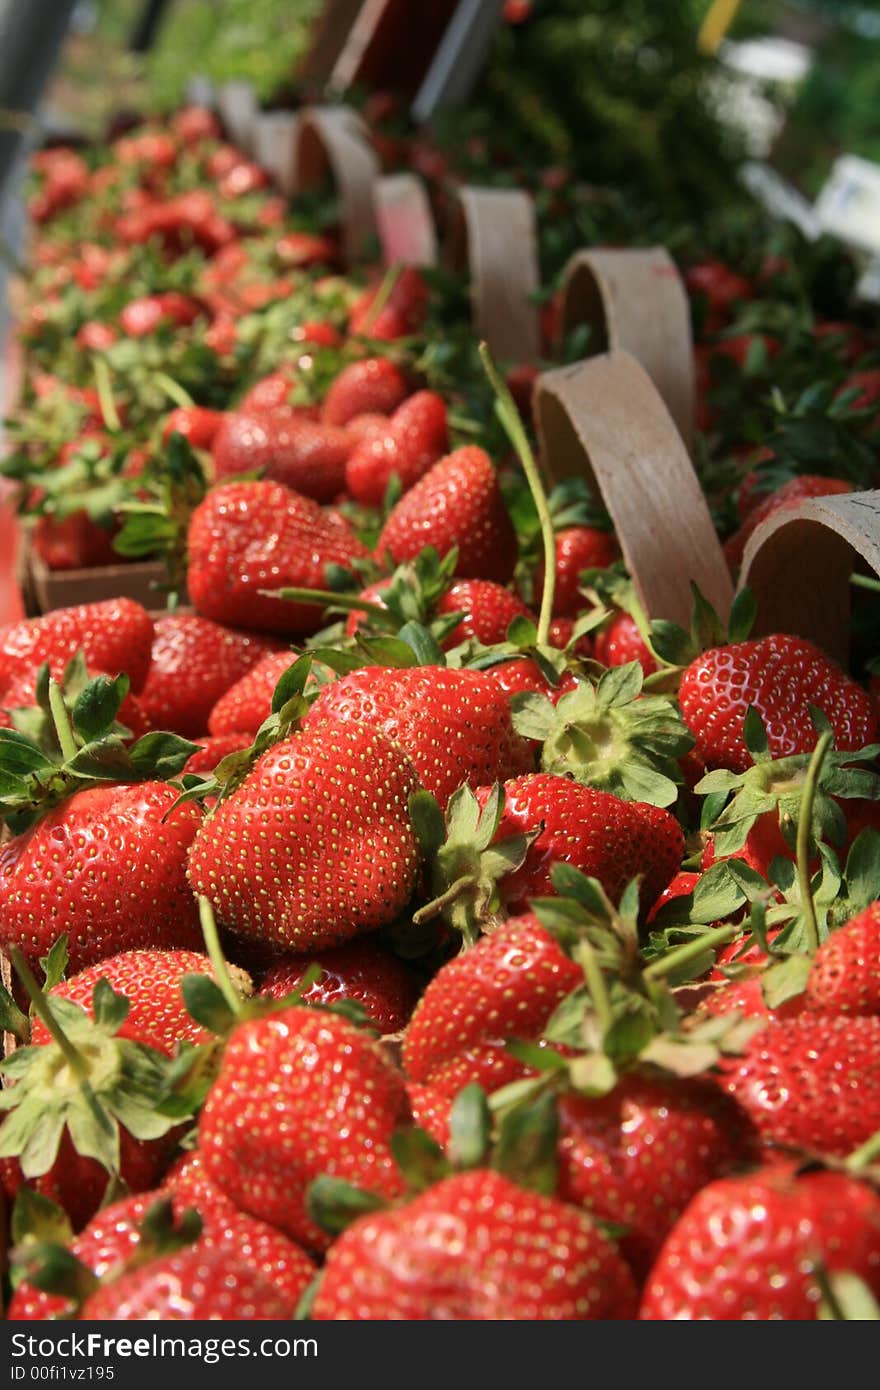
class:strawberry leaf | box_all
[305,1176,389,1236]
[447,1085,491,1170]
[493,1091,558,1197]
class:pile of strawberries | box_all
[1,101,880,1323]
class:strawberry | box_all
[312,1169,637,1320]
[0,783,202,971]
[717,1013,880,1156]
[403,915,582,1095]
[435,580,535,647]
[207,651,297,737]
[32,513,118,571]
[29,949,250,1056]
[556,1076,756,1278]
[685,261,753,331]
[483,657,558,699]
[640,1165,880,1320]
[679,635,877,773]
[187,717,420,952]
[376,446,518,584]
[198,1005,406,1250]
[183,733,250,775]
[344,390,449,506]
[162,406,224,448]
[137,613,283,737]
[348,267,428,340]
[0,599,154,694]
[593,611,658,675]
[172,105,221,143]
[724,475,852,570]
[697,974,803,1022]
[186,480,370,633]
[238,369,317,415]
[0,662,151,742]
[305,666,534,810]
[75,322,117,352]
[275,231,339,268]
[212,411,353,503]
[119,292,202,338]
[805,903,880,1016]
[321,357,409,427]
[259,939,419,1034]
[536,526,620,616]
[478,773,684,912]
[218,160,268,200]
[78,1243,298,1321]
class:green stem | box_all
[47,679,78,763]
[846,1127,880,1171]
[797,731,832,954]
[197,896,245,1018]
[573,939,613,1035]
[642,921,741,982]
[412,874,475,926]
[359,262,403,335]
[270,587,394,622]
[849,573,880,593]
[92,357,121,434]
[9,948,88,1082]
[153,373,194,410]
[478,342,555,645]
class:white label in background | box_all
[815,155,880,257]
[741,161,822,240]
[856,256,880,305]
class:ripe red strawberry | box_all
[348,267,428,341]
[32,513,119,570]
[207,650,297,737]
[212,410,353,503]
[536,526,620,616]
[75,321,117,352]
[685,261,753,331]
[183,733,250,775]
[259,941,419,1033]
[172,104,221,143]
[0,664,151,741]
[0,783,202,971]
[404,1082,452,1147]
[29,949,250,1056]
[640,1165,880,1320]
[717,1013,880,1156]
[198,1005,406,1250]
[593,611,658,675]
[436,580,535,647]
[376,446,518,584]
[478,773,684,912]
[120,292,202,337]
[275,231,339,268]
[218,159,268,200]
[680,635,877,774]
[162,405,224,448]
[0,598,154,694]
[805,903,880,1016]
[724,475,852,569]
[312,1169,637,1320]
[321,357,409,427]
[403,915,582,1094]
[345,390,449,506]
[186,480,370,634]
[546,617,593,658]
[305,666,534,809]
[78,1243,297,1320]
[188,717,420,952]
[697,974,804,1022]
[483,657,557,699]
[556,1076,756,1277]
[238,369,301,414]
[137,613,283,737]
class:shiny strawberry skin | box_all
[376,446,518,584]
[593,611,658,676]
[679,635,878,773]
[724,475,852,569]
[482,773,684,911]
[717,1013,880,1156]
[207,650,297,737]
[137,613,283,737]
[312,1169,637,1320]
[183,733,251,774]
[32,513,118,570]
[557,1076,756,1277]
[187,717,420,952]
[162,405,224,448]
[259,939,419,1033]
[321,357,409,427]
[0,598,154,694]
[186,480,370,634]
[436,580,535,647]
[640,1165,880,1320]
[345,390,449,506]
[536,526,620,616]
[305,666,534,810]
[212,410,353,503]
[78,1243,297,1320]
[805,902,880,1016]
[199,1006,406,1250]
[0,782,202,971]
[403,915,582,1090]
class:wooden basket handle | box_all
[217,81,259,154]
[374,173,438,267]
[448,186,540,362]
[535,351,732,628]
[739,491,880,666]
[293,105,380,264]
[252,112,300,198]
[560,247,695,453]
